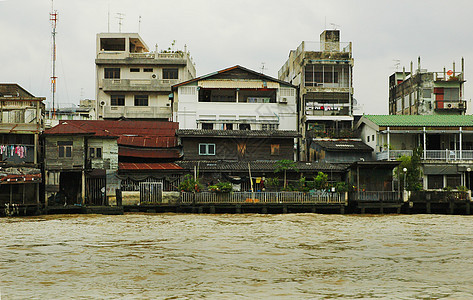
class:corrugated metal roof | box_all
[0,173,42,184]
[363,115,473,127]
[119,162,183,171]
[118,136,178,148]
[119,148,181,159]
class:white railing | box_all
[180,192,346,204]
[376,150,413,160]
[377,150,473,161]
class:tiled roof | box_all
[313,140,373,152]
[119,162,183,171]
[176,160,346,172]
[177,130,300,138]
[363,115,473,127]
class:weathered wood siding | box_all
[88,138,118,171]
[44,136,85,170]
[181,137,294,161]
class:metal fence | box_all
[139,182,163,204]
[180,191,346,204]
[350,191,401,203]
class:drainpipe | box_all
[423,127,426,159]
[387,127,390,161]
[460,127,463,160]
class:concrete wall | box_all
[175,85,298,131]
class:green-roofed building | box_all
[357,114,473,191]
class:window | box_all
[199,143,215,155]
[237,142,247,157]
[446,175,461,189]
[372,135,375,142]
[367,136,370,142]
[134,95,148,106]
[224,123,233,130]
[202,123,213,130]
[428,175,443,189]
[239,124,251,130]
[111,95,125,106]
[130,68,140,72]
[89,147,102,159]
[143,68,153,72]
[58,141,73,158]
[262,124,279,130]
[104,68,120,79]
[163,68,179,79]
[271,144,280,156]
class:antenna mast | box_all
[50,0,58,118]
[116,13,125,32]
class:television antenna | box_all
[329,23,340,30]
[116,13,125,32]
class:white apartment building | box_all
[172,65,298,131]
[95,33,196,120]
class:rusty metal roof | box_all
[0,173,42,184]
[119,147,181,159]
[119,162,183,171]
[118,136,178,148]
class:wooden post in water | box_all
[426,202,431,214]
[236,204,242,214]
[340,205,345,214]
[282,205,288,214]
[466,202,471,215]
[209,206,216,214]
[449,202,454,215]
[261,206,267,214]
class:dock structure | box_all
[125,191,348,214]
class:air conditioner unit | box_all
[279,97,288,104]
[446,103,459,109]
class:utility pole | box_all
[50,0,58,118]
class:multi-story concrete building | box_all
[389,58,466,115]
[278,30,354,160]
[95,33,196,120]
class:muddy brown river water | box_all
[1,213,473,299]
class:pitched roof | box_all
[119,162,183,171]
[176,160,346,172]
[172,65,296,89]
[313,140,373,152]
[362,115,473,127]
[177,129,300,138]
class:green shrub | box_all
[179,174,203,192]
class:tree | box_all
[396,147,423,191]
[314,172,329,190]
[275,160,298,189]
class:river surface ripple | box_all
[1,213,473,299]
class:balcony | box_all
[103,106,171,119]
[1,144,35,165]
[101,79,179,92]
[377,150,473,161]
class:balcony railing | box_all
[377,150,473,161]
[179,191,346,204]
[101,79,179,92]
[350,191,402,203]
[103,106,171,119]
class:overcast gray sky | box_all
[1,0,472,114]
